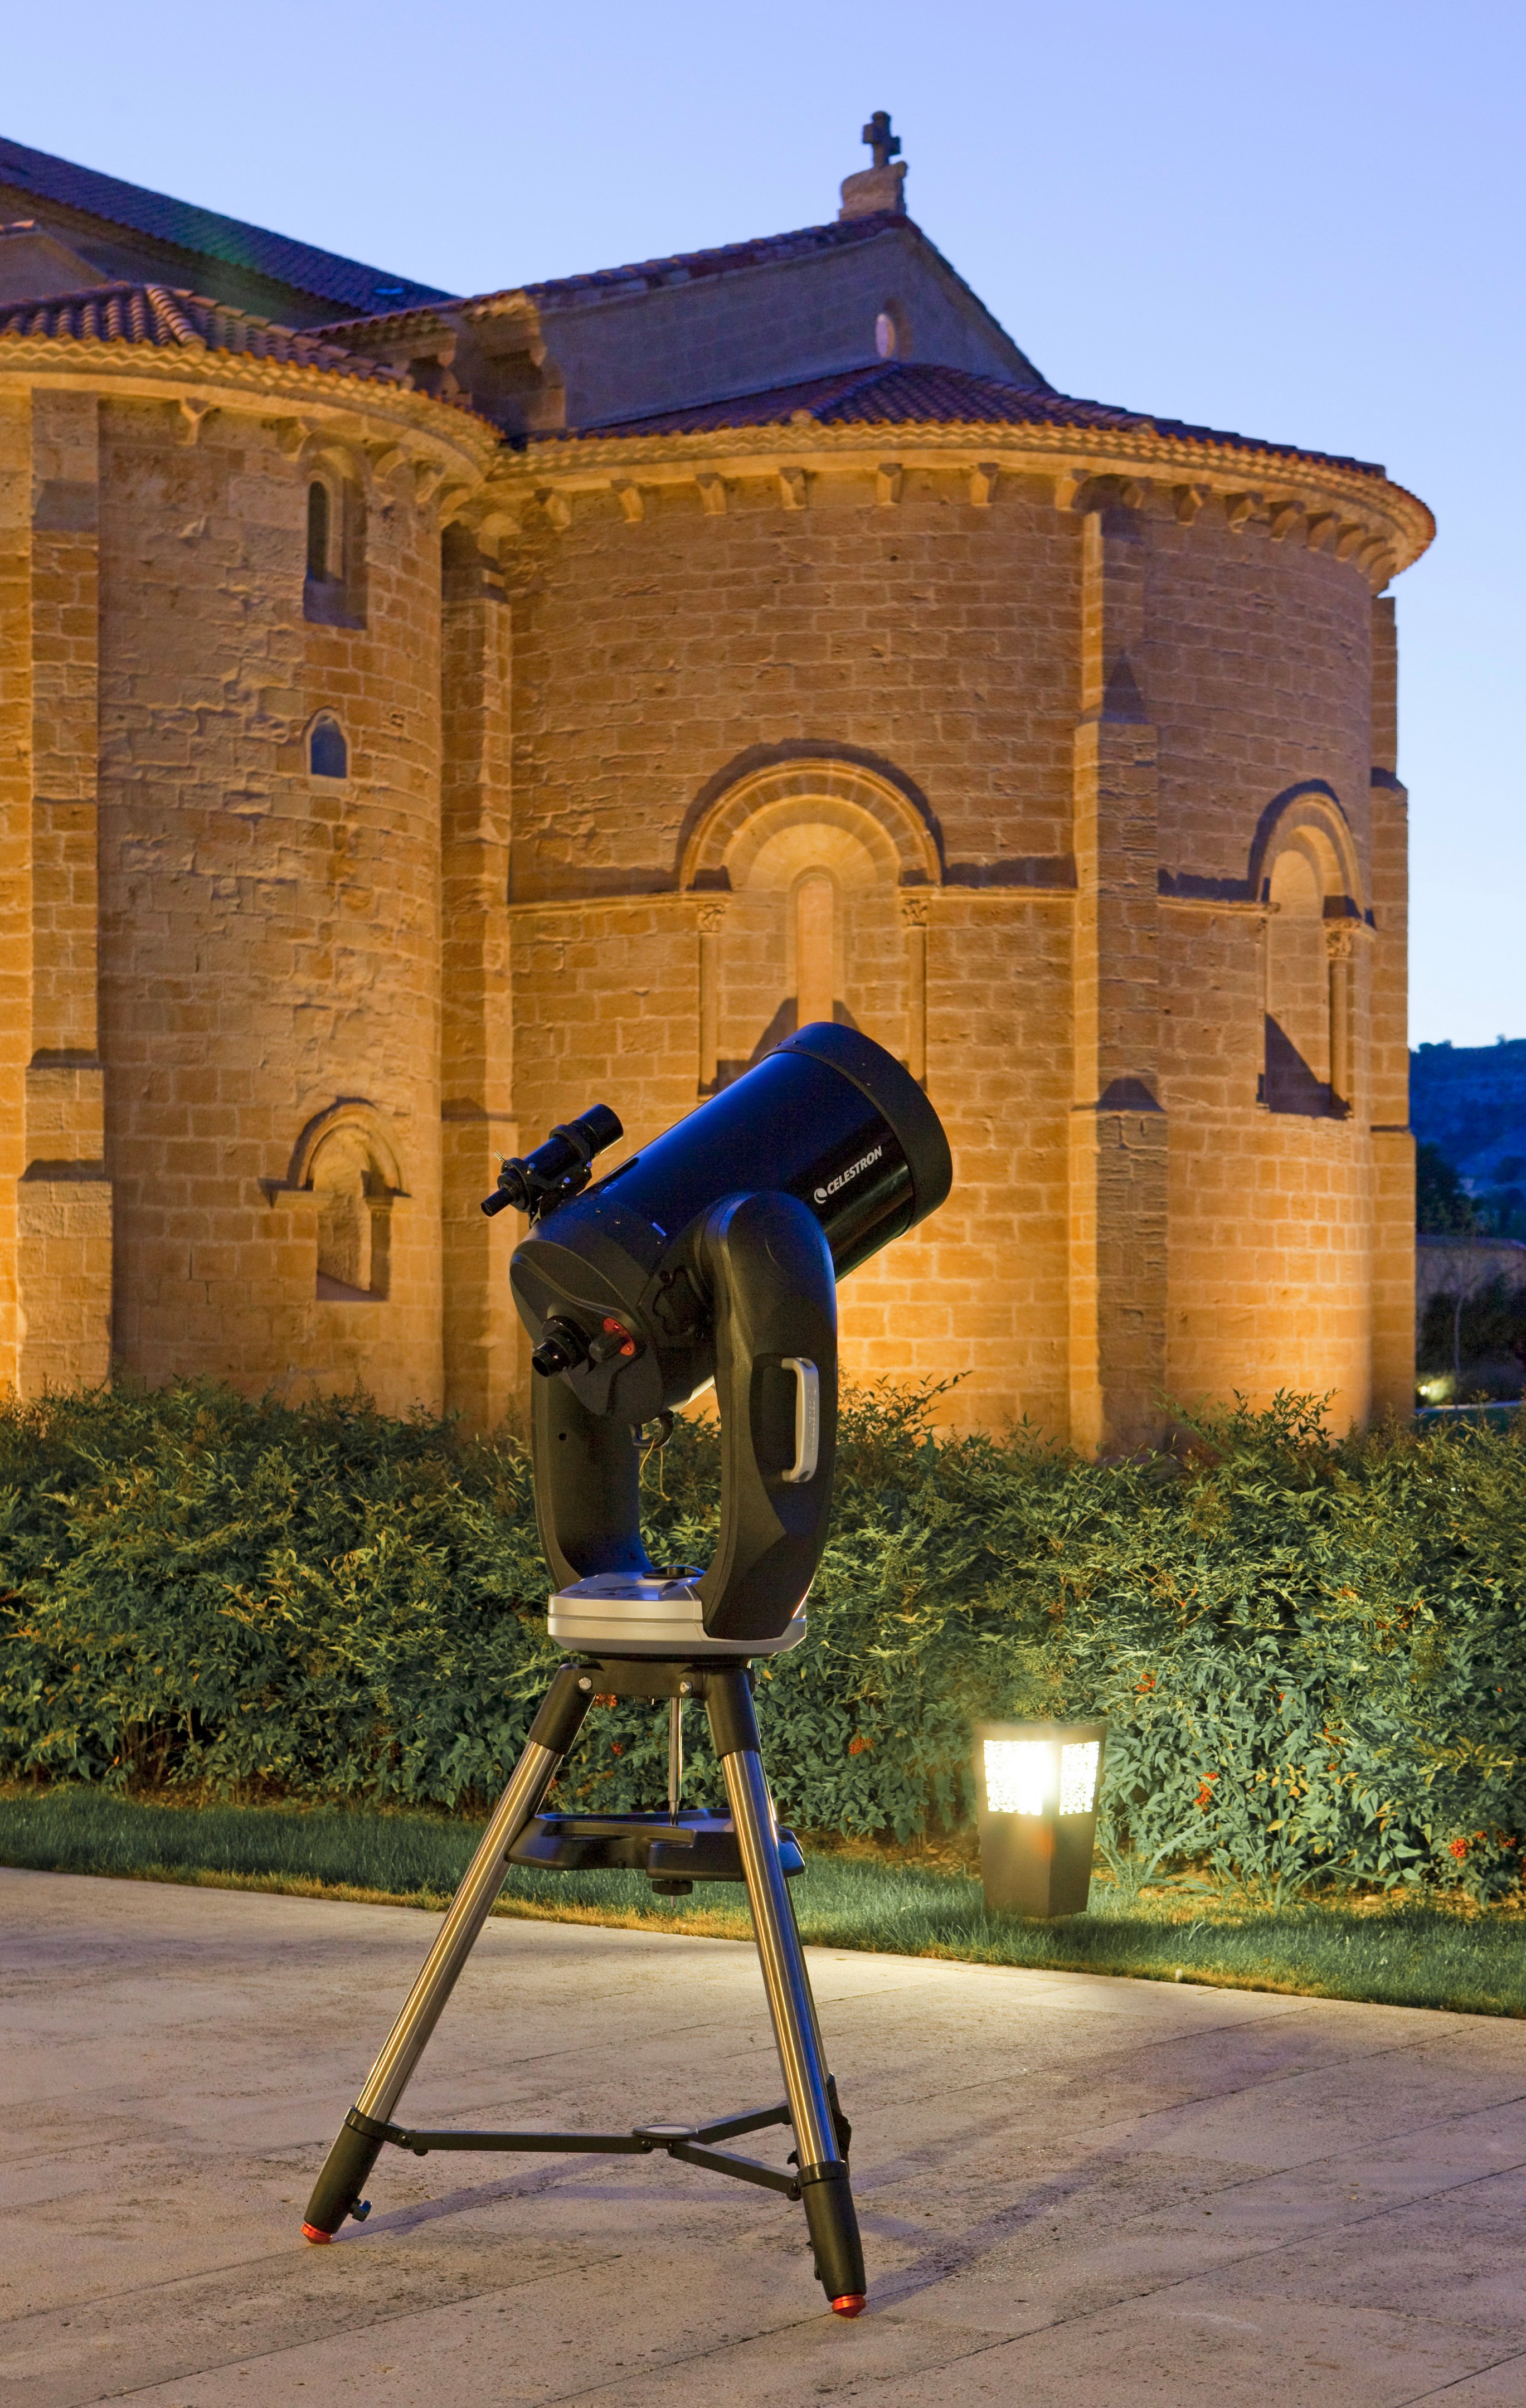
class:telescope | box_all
[302,1023,952,2316]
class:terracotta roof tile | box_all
[576,360,1385,478]
[0,281,406,381]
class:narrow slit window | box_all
[307,480,331,581]
[303,468,365,626]
[309,712,348,779]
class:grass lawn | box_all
[2,1784,1522,2019]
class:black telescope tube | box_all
[506,1023,951,1434]
[591,1023,950,1279]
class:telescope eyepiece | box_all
[481,1103,623,1222]
[531,1315,592,1379]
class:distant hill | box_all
[1411,1040,1526,1190]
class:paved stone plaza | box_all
[2,1867,1524,2406]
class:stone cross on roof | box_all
[839,110,908,222]
[861,111,901,169]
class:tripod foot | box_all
[302,2111,385,2240]
[801,2162,866,2313]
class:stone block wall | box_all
[500,455,1408,1441]
[0,386,113,1397]
[93,394,455,1417]
[0,338,1421,1450]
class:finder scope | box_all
[482,1103,623,1221]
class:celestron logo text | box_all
[814,1144,883,1204]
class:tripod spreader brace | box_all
[329,2079,850,2204]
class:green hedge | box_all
[1,1382,1523,1900]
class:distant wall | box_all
[1417,1235,1526,1314]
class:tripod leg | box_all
[302,1662,593,2240]
[707,1670,866,2318]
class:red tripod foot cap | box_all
[302,2223,333,2244]
[831,2294,867,2318]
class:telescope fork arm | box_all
[302,1663,593,2240]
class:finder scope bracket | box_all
[482,1103,623,1225]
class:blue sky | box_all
[6,0,1520,1046]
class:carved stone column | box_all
[697,900,728,1093]
[1325,923,1357,1113]
[899,891,930,1084]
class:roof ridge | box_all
[825,361,905,401]
[513,211,907,304]
[310,214,961,342]
[771,360,906,422]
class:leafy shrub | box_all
[1037,1396,1526,1903]
[1,1381,1523,1899]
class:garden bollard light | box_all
[973,1720,1107,1919]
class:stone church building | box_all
[0,122,1431,1447]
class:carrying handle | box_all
[781,1358,820,1484]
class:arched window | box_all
[308,712,348,779]
[683,758,941,1092]
[303,462,366,626]
[875,310,898,360]
[1263,849,1335,1115]
[310,1124,390,1300]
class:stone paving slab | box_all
[2,1867,1524,2407]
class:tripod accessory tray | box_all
[508,1809,804,1885]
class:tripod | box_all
[302,1655,868,2316]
